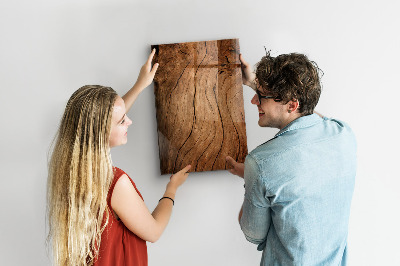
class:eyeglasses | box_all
[255,89,281,104]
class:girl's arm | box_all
[111,165,191,243]
[122,49,159,113]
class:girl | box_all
[47,49,191,266]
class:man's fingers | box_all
[226,156,238,169]
[239,54,249,68]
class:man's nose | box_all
[251,94,259,105]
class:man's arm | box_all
[238,204,243,222]
[239,155,271,245]
[314,111,324,118]
[225,156,245,222]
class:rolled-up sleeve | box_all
[239,154,271,247]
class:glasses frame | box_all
[254,89,281,104]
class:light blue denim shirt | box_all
[240,114,357,266]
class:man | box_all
[226,52,357,265]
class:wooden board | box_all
[151,39,248,174]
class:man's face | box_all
[251,89,287,129]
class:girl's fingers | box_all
[151,63,159,75]
[180,165,191,173]
[147,48,156,64]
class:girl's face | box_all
[109,96,132,148]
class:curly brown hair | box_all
[255,52,322,115]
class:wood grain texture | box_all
[151,39,248,174]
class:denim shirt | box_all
[240,114,357,266]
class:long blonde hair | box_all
[47,85,118,265]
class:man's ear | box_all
[288,99,299,113]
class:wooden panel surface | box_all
[151,39,248,174]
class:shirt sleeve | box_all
[239,154,271,247]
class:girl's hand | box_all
[135,48,159,90]
[167,165,191,191]
[122,49,159,112]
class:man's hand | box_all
[226,156,245,178]
[239,54,257,90]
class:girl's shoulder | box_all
[111,167,143,200]
[113,166,127,178]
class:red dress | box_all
[94,167,148,266]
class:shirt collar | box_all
[275,113,322,138]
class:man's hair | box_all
[255,52,322,115]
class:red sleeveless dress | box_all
[94,167,148,266]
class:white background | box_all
[1,0,399,265]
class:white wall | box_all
[1,0,399,265]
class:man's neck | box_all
[278,113,303,130]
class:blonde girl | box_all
[47,50,191,266]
